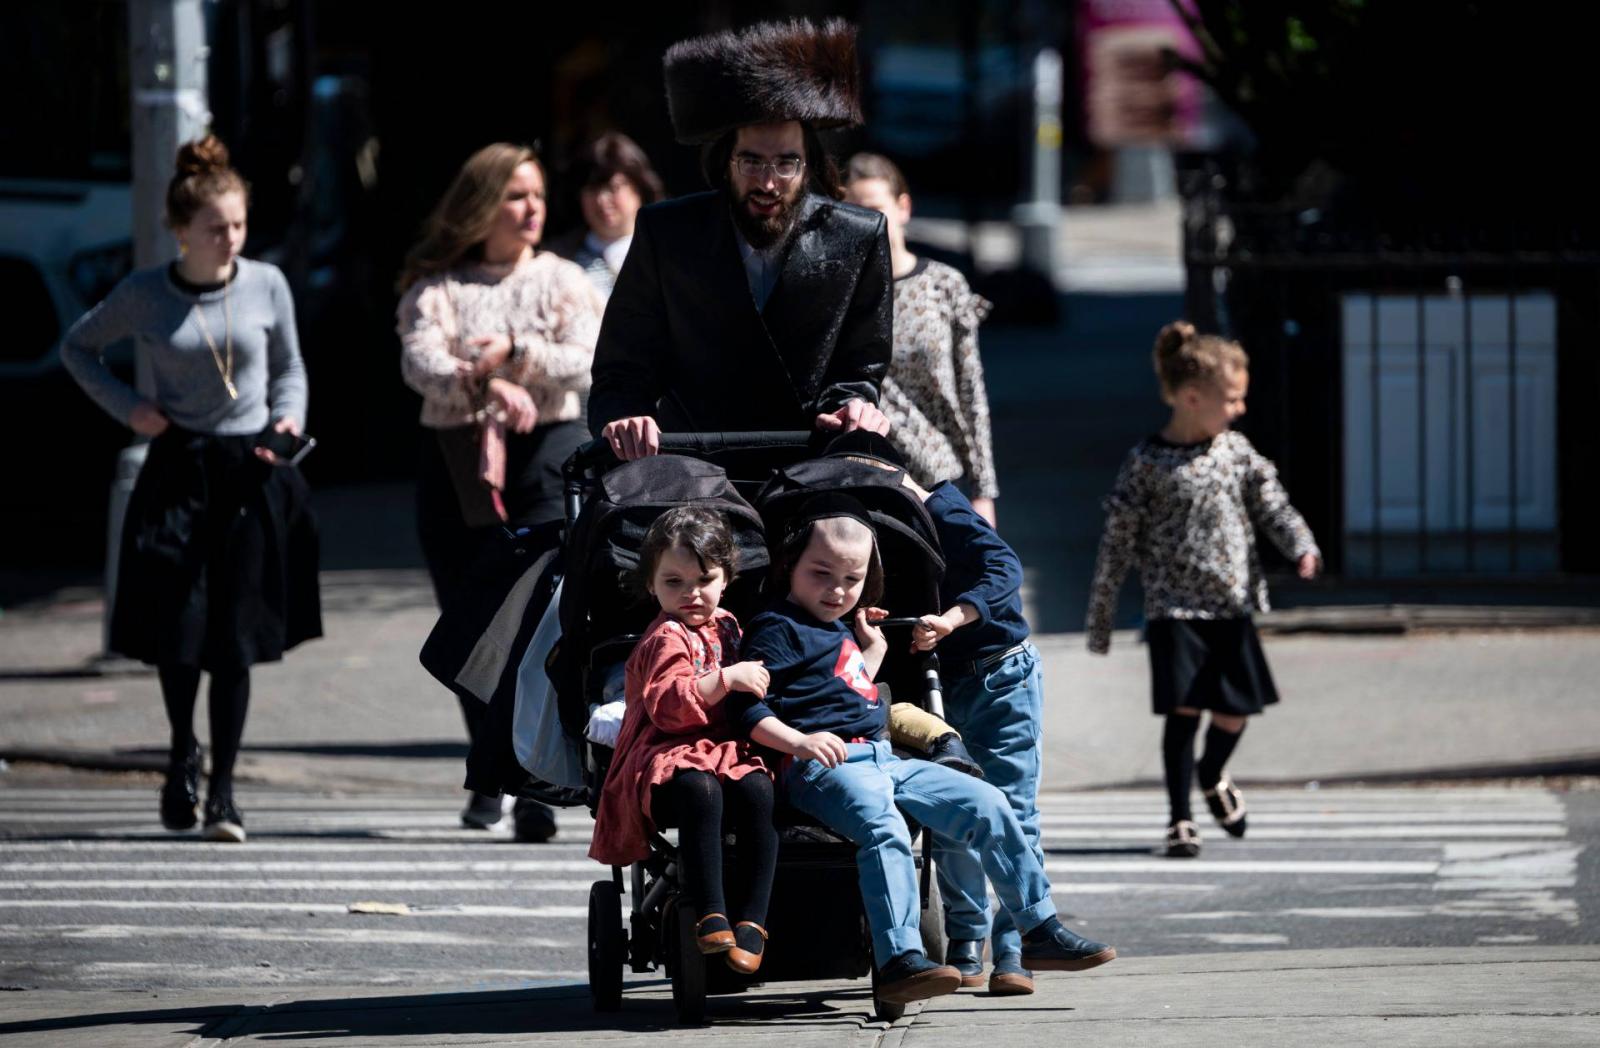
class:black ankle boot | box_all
[159,742,201,831]
[945,938,985,987]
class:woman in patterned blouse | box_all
[1086,321,1321,859]
[844,154,999,526]
[397,143,603,838]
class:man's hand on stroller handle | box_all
[750,718,849,768]
[814,398,890,437]
[601,415,661,461]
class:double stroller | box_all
[549,433,951,1023]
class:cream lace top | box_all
[397,251,603,429]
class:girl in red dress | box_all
[589,506,777,974]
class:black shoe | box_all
[201,794,246,843]
[945,938,986,988]
[927,733,985,779]
[512,798,558,842]
[159,743,201,831]
[1203,777,1248,837]
[1020,919,1116,972]
[988,952,1035,996]
[1165,819,1202,858]
[460,792,509,830]
[876,950,963,1004]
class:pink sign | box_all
[1078,0,1205,147]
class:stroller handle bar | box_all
[565,431,815,477]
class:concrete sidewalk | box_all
[1,947,1595,1046]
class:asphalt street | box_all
[1,770,1593,997]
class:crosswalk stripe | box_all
[0,923,572,947]
[0,899,588,917]
[0,879,601,890]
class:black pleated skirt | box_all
[1146,617,1279,716]
[110,427,322,672]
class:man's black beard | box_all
[729,183,804,249]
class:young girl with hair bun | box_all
[61,134,321,843]
[1086,321,1321,859]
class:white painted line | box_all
[0,879,605,891]
[1044,859,1438,875]
[0,923,572,947]
[0,899,588,917]
[0,841,594,854]
[1170,932,1290,946]
[1031,825,1568,839]
[0,960,590,983]
[1030,813,1565,825]
[3,861,623,873]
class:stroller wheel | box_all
[668,897,708,1024]
[588,880,624,1012]
[871,963,908,1023]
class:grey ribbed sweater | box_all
[61,257,308,434]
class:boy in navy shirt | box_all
[730,492,1114,1005]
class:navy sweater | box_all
[924,480,1031,666]
[731,600,888,740]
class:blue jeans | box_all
[782,738,1056,967]
[933,643,1045,960]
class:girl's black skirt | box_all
[1146,617,1279,716]
[110,427,322,672]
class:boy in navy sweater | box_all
[730,491,1114,1005]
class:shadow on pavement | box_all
[0,982,893,1040]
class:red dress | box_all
[588,608,770,866]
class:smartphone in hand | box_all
[256,427,316,466]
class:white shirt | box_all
[584,231,633,276]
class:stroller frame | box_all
[561,433,950,1024]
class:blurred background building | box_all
[3,0,1595,617]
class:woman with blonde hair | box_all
[61,134,321,843]
[398,142,603,836]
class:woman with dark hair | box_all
[61,134,322,843]
[844,152,998,526]
[397,142,603,837]
[552,132,665,301]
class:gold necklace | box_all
[192,268,237,399]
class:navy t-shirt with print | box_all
[730,600,887,741]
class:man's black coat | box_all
[588,189,893,435]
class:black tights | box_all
[158,664,251,800]
[652,770,778,926]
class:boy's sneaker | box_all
[1020,919,1116,971]
[876,950,963,1003]
[1203,777,1248,837]
[159,743,202,831]
[1165,819,1202,858]
[988,953,1035,996]
[201,795,246,843]
[945,938,986,988]
[461,792,511,830]
[927,734,985,779]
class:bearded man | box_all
[588,18,893,459]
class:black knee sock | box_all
[158,664,202,766]
[659,771,727,919]
[1197,721,1246,791]
[206,668,251,800]
[1162,714,1202,824]
[724,773,778,927]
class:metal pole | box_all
[104,0,210,658]
[1013,47,1064,279]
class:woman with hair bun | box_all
[1085,320,1321,859]
[61,134,322,843]
[397,142,603,838]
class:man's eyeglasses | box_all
[733,155,805,181]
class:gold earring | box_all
[177,240,188,257]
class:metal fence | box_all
[1177,158,1600,579]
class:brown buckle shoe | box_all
[695,913,735,954]
[725,921,767,974]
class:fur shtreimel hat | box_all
[663,18,863,145]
